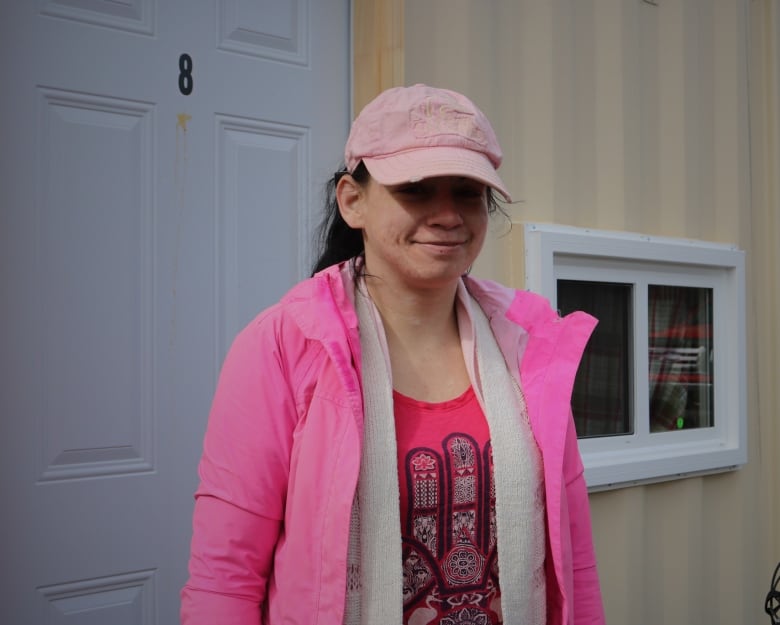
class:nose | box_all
[427,190,465,228]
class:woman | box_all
[181,84,605,625]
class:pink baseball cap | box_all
[344,84,512,202]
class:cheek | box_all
[471,231,487,261]
[471,212,489,243]
[367,210,406,242]
[361,213,402,256]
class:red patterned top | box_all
[394,386,502,625]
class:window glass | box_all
[557,280,633,438]
[648,285,714,431]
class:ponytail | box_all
[311,162,370,275]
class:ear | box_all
[336,174,366,229]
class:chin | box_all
[409,266,470,289]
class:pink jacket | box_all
[181,264,605,625]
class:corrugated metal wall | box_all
[352,0,778,623]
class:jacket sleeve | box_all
[181,312,301,625]
[563,411,606,625]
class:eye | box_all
[453,182,487,201]
[392,182,432,198]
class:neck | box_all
[364,276,460,344]
[363,274,470,401]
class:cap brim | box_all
[361,146,512,203]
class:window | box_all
[524,224,747,490]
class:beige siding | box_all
[353,1,778,623]
[751,0,780,578]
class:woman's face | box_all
[338,174,489,292]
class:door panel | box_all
[0,2,350,623]
[215,115,307,355]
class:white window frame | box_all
[523,223,747,491]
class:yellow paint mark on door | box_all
[176,113,192,132]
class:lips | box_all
[415,240,466,246]
[414,240,469,257]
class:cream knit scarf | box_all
[345,282,546,625]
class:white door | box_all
[0,2,350,623]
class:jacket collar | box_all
[283,264,591,373]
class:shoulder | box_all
[465,275,596,335]
[242,264,352,339]
[464,276,561,329]
[226,265,353,376]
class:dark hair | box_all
[311,162,370,275]
[311,162,505,276]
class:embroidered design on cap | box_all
[409,95,488,147]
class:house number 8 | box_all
[178,53,193,95]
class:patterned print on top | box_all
[396,386,501,624]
